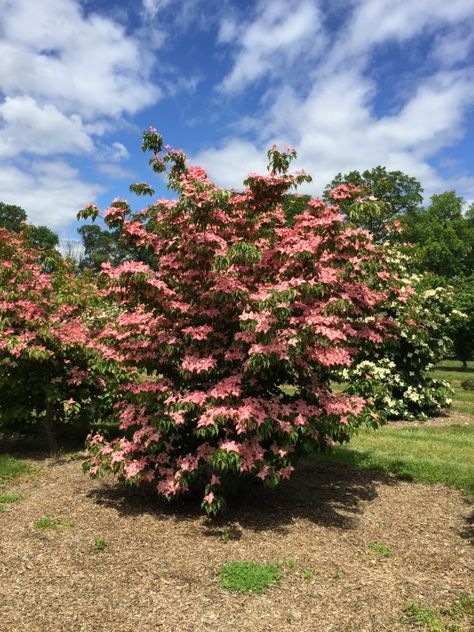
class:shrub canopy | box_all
[0,228,123,450]
[81,130,407,513]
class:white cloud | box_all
[142,0,172,19]
[218,0,325,94]
[202,0,474,201]
[0,0,164,232]
[0,96,94,158]
[0,160,104,231]
[326,0,474,70]
[218,18,238,44]
[192,139,267,190]
[196,68,474,197]
[96,163,135,180]
[110,142,130,161]
[432,26,474,68]
[0,0,160,119]
[140,0,214,33]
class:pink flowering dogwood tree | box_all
[80,129,404,514]
[0,228,126,452]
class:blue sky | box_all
[1,0,474,238]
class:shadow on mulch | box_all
[460,507,474,545]
[86,460,397,536]
[0,434,85,461]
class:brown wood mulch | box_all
[0,454,473,632]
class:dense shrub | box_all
[0,229,124,451]
[344,270,456,420]
[81,130,405,513]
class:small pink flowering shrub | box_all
[81,130,403,514]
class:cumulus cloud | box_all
[0,0,163,229]
[110,142,130,161]
[327,0,474,68]
[218,0,325,94]
[142,0,172,19]
[0,96,94,158]
[200,0,474,200]
[0,160,104,231]
[192,139,267,190]
[96,163,135,180]
[0,0,160,119]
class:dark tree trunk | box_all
[43,399,58,455]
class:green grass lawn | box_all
[313,424,474,497]
[0,454,33,487]
[431,359,474,416]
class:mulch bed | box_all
[1,452,472,632]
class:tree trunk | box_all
[462,359,468,371]
[43,399,58,455]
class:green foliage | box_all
[77,224,132,272]
[0,202,27,232]
[402,595,474,632]
[0,201,58,251]
[282,194,311,226]
[324,166,423,240]
[461,379,474,391]
[33,517,74,530]
[26,224,59,251]
[445,594,474,621]
[93,536,108,551]
[450,277,474,367]
[219,527,230,544]
[402,602,453,631]
[0,493,23,511]
[219,561,282,593]
[368,542,391,557]
[403,192,474,279]
[129,182,155,197]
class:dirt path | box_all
[0,456,472,632]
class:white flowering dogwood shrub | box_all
[344,271,457,421]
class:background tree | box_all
[403,191,474,279]
[324,166,423,240]
[450,276,474,369]
[78,224,130,272]
[343,273,456,420]
[0,227,125,452]
[0,201,27,232]
[0,201,58,251]
[26,224,59,251]
[77,221,153,272]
